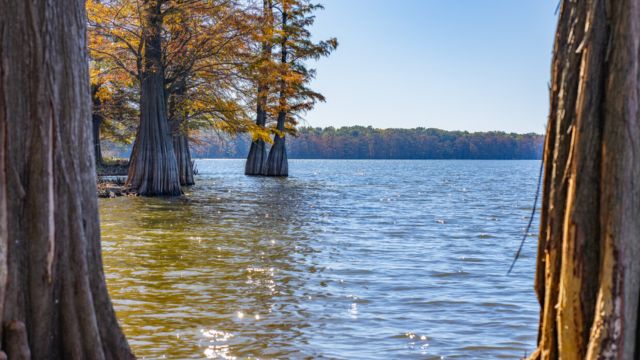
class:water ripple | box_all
[100,159,540,359]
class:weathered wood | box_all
[530,0,640,358]
[0,0,133,358]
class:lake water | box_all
[100,159,540,359]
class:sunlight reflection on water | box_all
[100,159,540,359]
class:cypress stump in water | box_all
[529,1,640,359]
[0,0,133,358]
[126,1,181,196]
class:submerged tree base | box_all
[264,135,288,177]
[245,140,267,176]
[174,134,195,186]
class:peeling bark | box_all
[0,0,133,358]
[530,0,640,359]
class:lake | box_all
[100,159,540,359]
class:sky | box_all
[304,0,559,133]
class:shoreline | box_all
[97,159,132,198]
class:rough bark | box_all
[0,0,133,358]
[529,1,640,359]
[245,0,273,176]
[126,0,182,196]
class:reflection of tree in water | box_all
[100,176,324,359]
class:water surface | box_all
[100,159,540,359]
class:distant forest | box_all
[189,126,544,160]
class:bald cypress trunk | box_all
[126,0,181,196]
[264,111,288,176]
[91,84,104,165]
[92,111,104,166]
[245,137,267,175]
[245,91,268,176]
[529,1,640,359]
[168,87,195,186]
[264,6,289,177]
[172,134,194,186]
[0,0,132,358]
[246,0,273,176]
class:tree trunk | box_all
[246,0,273,176]
[264,112,288,177]
[93,113,104,166]
[168,86,194,186]
[173,134,195,186]
[126,0,182,196]
[0,1,133,358]
[245,99,268,175]
[91,85,104,165]
[529,1,640,359]
[264,5,289,177]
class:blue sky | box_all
[304,0,558,133]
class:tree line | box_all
[1,0,640,359]
[187,126,544,159]
[89,0,336,195]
